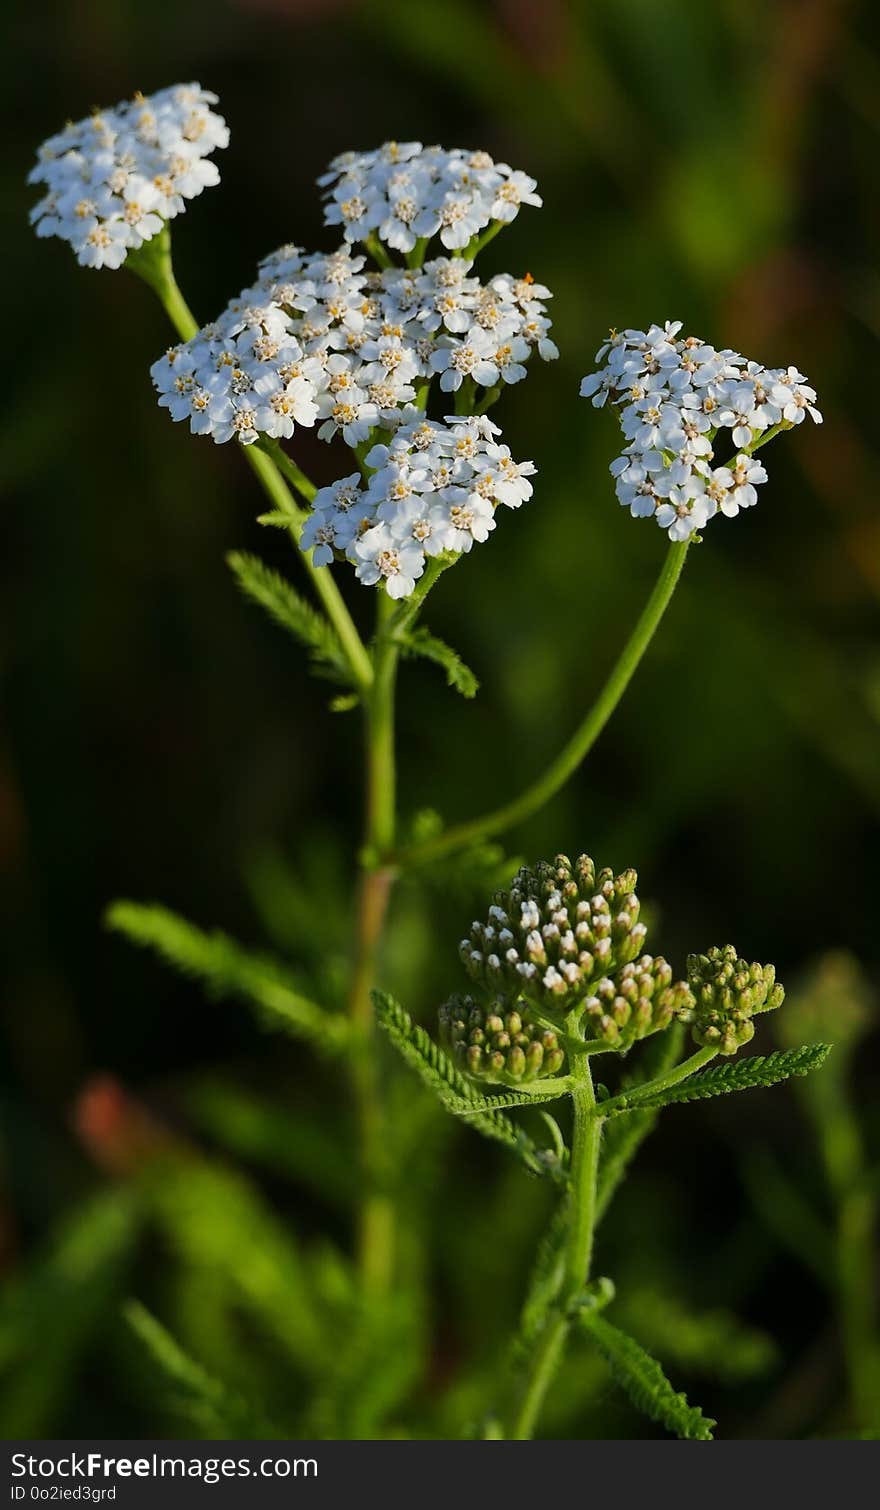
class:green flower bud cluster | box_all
[459,853,650,1013]
[583,956,694,1050]
[439,994,566,1086]
[685,945,785,1055]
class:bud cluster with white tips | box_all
[460,855,650,1010]
[580,322,822,541]
[456,853,694,1054]
[28,84,228,270]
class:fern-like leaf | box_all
[580,1314,715,1440]
[124,1301,278,1438]
[227,551,351,683]
[400,627,479,697]
[106,901,347,1052]
[373,991,564,1181]
[605,1043,832,1118]
[455,1082,573,1114]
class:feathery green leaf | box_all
[124,1301,278,1438]
[604,1042,832,1118]
[256,509,294,529]
[580,1314,715,1440]
[373,991,564,1180]
[106,901,347,1052]
[400,626,479,697]
[227,551,351,683]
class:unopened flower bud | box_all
[582,956,693,1049]
[439,994,566,1086]
[458,854,657,1016]
[685,944,785,1055]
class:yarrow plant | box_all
[31,86,832,1441]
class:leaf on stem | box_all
[604,1043,832,1118]
[373,990,565,1181]
[399,626,479,698]
[106,901,347,1052]
[124,1301,278,1438]
[579,1313,715,1441]
[227,551,352,684]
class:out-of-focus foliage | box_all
[1,0,879,1438]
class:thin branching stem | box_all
[347,590,400,1293]
[129,228,373,694]
[392,538,690,867]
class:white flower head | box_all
[318,142,542,255]
[298,415,535,598]
[29,84,228,269]
[151,242,556,445]
[582,321,821,540]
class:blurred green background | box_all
[2,0,879,1439]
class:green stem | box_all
[260,437,317,504]
[814,1070,879,1432]
[464,220,505,260]
[129,230,373,694]
[395,538,690,867]
[347,591,402,1294]
[510,1044,603,1440]
[598,1044,717,1115]
[364,232,393,269]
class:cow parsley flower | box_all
[28,84,228,269]
[318,142,542,254]
[150,242,556,445]
[581,323,822,541]
[298,414,536,599]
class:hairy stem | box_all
[597,1043,717,1115]
[130,229,373,693]
[510,1042,603,1439]
[394,538,690,867]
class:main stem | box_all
[394,539,690,867]
[510,1041,603,1440]
[348,592,400,1293]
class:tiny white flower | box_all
[29,84,228,268]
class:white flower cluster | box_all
[150,243,556,447]
[28,84,228,270]
[300,414,536,599]
[319,141,542,252]
[580,321,822,541]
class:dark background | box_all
[1,0,878,1439]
